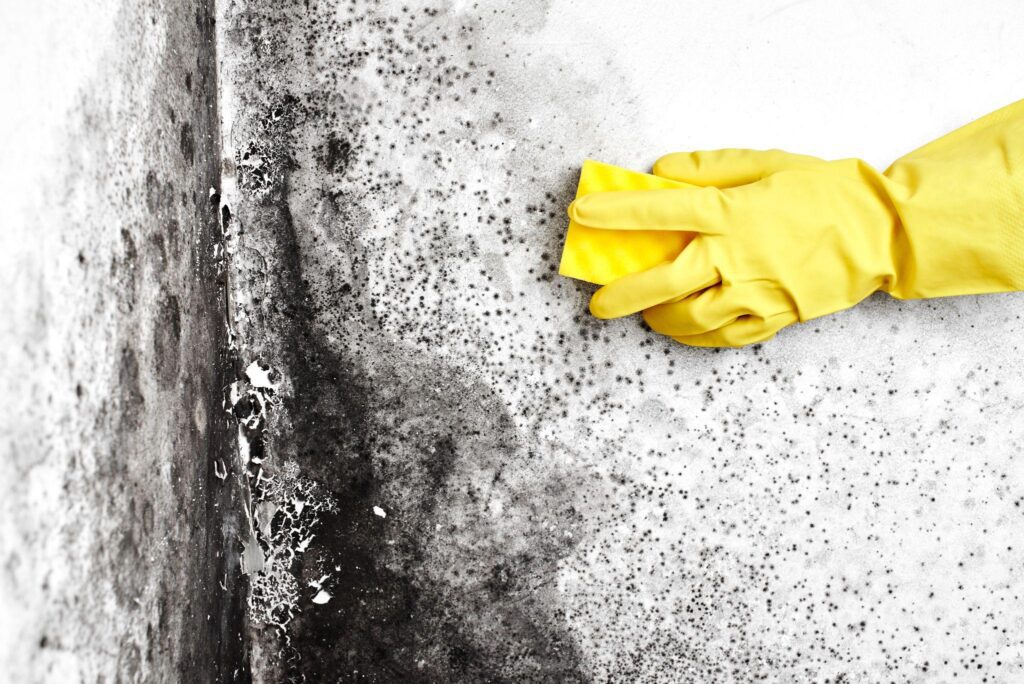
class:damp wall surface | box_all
[6,0,1024,682]
[217,1,1024,682]
[0,0,246,681]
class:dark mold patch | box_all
[319,133,351,175]
[117,345,144,431]
[180,122,195,164]
[144,169,176,215]
[250,204,586,681]
[219,0,598,679]
[112,228,138,314]
[153,292,182,385]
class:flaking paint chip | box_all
[245,360,279,390]
[373,506,387,518]
[311,590,331,605]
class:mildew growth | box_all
[216,1,598,678]
[224,360,339,634]
[215,0,1024,682]
[247,461,338,630]
[3,0,248,680]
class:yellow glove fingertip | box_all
[588,287,616,319]
[566,196,590,225]
[651,152,684,178]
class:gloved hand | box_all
[562,99,1024,347]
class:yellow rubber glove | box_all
[562,98,1024,347]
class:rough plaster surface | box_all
[7,0,1024,682]
[1,0,246,680]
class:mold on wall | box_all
[6,0,1024,681]
[215,1,1024,682]
[1,0,248,680]
[216,1,602,679]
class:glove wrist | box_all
[881,99,1024,300]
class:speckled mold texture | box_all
[215,1,1024,682]
[8,0,1024,682]
[1,0,247,681]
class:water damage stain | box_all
[224,193,587,679]
[219,1,592,679]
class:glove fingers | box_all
[589,239,719,319]
[642,286,753,337]
[567,187,736,233]
[672,310,797,348]
[653,149,820,188]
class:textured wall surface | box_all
[0,0,246,680]
[216,0,1024,682]
[6,0,1024,682]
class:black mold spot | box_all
[145,170,161,213]
[148,233,167,274]
[118,345,145,431]
[321,133,351,174]
[164,218,180,247]
[424,435,457,487]
[180,122,195,164]
[113,229,138,314]
[484,554,531,598]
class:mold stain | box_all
[153,292,182,385]
[218,1,1024,682]
[4,0,251,681]
[221,182,588,677]
[216,1,601,678]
